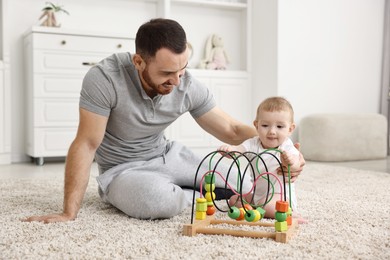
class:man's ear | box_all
[133,54,145,70]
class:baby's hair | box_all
[256,96,294,122]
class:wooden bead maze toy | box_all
[182,150,299,243]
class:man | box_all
[25,18,304,222]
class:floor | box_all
[0,156,389,179]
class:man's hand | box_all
[277,143,305,182]
[23,213,75,224]
[218,145,236,159]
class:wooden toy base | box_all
[183,215,299,243]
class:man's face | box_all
[135,47,189,98]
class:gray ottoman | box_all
[299,113,388,161]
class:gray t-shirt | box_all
[79,53,216,173]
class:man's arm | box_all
[195,106,257,145]
[24,108,108,223]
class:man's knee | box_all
[107,175,189,219]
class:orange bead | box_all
[206,205,216,215]
[243,204,253,211]
[286,216,293,225]
[275,201,289,213]
[236,208,245,221]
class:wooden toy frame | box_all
[183,150,300,243]
[183,215,299,243]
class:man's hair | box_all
[256,96,295,122]
[135,18,187,60]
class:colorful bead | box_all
[275,221,288,231]
[196,198,207,212]
[196,211,206,220]
[205,192,216,202]
[204,183,215,192]
[275,211,287,222]
[275,201,289,213]
[243,204,253,211]
[287,207,292,216]
[256,207,266,220]
[228,207,240,219]
[244,210,258,222]
[286,216,293,225]
[206,205,216,215]
[236,208,245,221]
[204,174,215,184]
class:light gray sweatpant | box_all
[96,141,250,219]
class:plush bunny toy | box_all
[198,34,229,70]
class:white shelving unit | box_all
[24,27,135,165]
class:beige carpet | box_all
[1,163,389,259]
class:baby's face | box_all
[253,110,295,149]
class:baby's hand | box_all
[281,150,295,165]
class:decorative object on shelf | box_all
[39,2,69,27]
[198,34,229,70]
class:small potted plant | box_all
[39,2,69,27]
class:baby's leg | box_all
[228,193,254,208]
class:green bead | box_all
[228,207,240,219]
[275,211,287,222]
[245,210,256,222]
[204,174,215,184]
[256,207,266,219]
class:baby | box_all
[218,97,305,222]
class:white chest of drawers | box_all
[24,27,135,165]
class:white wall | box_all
[252,0,385,140]
[4,0,387,162]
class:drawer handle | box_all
[82,62,97,66]
[61,40,66,45]
[117,44,122,48]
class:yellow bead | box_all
[196,211,206,220]
[287,207,292,216]
[275,221,288,232]
[252,209,261,222]
[205,192,216,202]
[204,183,215,192]
[256,207,266,220]
[196,198,207,211]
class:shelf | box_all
[25,26,134,40]
[172,0,247,10]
